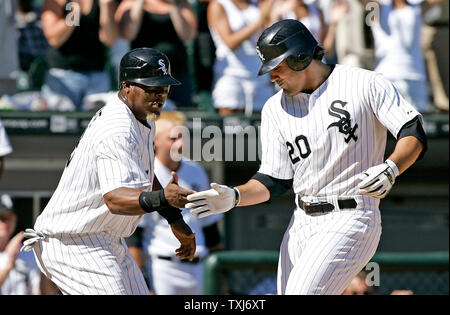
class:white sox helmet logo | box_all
[256,46,265,62]
[158,59,168,75]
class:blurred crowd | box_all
[0,0,448,296]
[0,0,448,114]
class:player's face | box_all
[269,60,308,96]
[127,83,170,121]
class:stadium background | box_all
[0,0,448,295]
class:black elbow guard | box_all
[251,172,293,201]
[397,115,428,160]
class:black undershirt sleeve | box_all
[251,172,293,201]
[396,115,428,160]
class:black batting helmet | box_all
[256,19,323,76]
[119,48,181,89]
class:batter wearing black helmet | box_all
[119,47,181,121]
[21,48,196,295]
[187,20,427,294]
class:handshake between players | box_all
[185,161,400,219]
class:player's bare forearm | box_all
[170,219,196,261]
[235,179,271,207]
[104,187,148,216]
[116,0,145,41]
[387,136,424,175]
[42,0,77,47]
[98,0,119,47]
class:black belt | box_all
[297,196,357,215]
[157,255,201,264]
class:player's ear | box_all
[121,81,131,94]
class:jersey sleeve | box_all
[368,73,423,139]
[258,102,294,180]
[96,135,152,195]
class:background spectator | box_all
[116,0,198,108]
[334,0,368,67]
[0,194,60,295]
[342,270,378,295]
[208,0,275,116]
[421,0,449,112]
[0,195,36,294]
[363,0,430,113]
[16,0,50,74]
[40,0,119,111]
[270,0,349,62]
[192,0,216,97]
[0,0,20,97]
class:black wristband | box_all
[139,190,169,213]
[157,206,183,224]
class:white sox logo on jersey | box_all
[158,59,168,75]
[327,100,358,143]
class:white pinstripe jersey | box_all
[258,65,422,208]
[34,96,155,237]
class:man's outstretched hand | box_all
[164,172,196,208]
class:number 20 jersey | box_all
[258,65,422,208]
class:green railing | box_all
[203,250,449,295]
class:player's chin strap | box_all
[20,229,46,252]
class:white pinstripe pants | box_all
[33,233,150,295]
[277,207,382,295]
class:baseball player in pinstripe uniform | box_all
[20,48,196,295]
[186,20,428,295]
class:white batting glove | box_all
[186,183,240,218]
[358,160,399,199]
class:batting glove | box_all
[358,160,399,199]
[185,183,240,218]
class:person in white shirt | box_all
[127,111,224,295]
[208,0,276,115]
[363,0,430,113]
[270,0,349,62]
[0,0,19,97]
